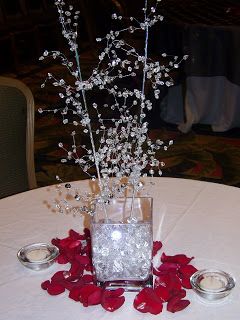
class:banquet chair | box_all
[0,76,37,198]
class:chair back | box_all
[0,76,37,198]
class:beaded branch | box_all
[39,0,187,217]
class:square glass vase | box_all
[91,197,153,292]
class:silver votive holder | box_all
[190,269,235,302]
[17,243,59,271]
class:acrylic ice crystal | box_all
[92,221,152,281]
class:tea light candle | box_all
[200,276,225,290]
[26,248,50,262]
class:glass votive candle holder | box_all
[190,269,235,302]
[17,243,59,271]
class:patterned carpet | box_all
[5,55,240,188]
[34,116,240,187]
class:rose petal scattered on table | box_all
[101,289,125,312]
[68,240,82,249]
[153,241,162,256]
[154,285,170,302]
[47,282,65,295]
[83,228,91,238]
[82,274,94,284]
[161,252,193,265]
[167,296,190,313]
[179,264,198,278]
[63,279,84,291]
[74,255,91,266]
[78,284,103,307]
[57,253,69,264]
[42,229,197,315]
[156,262,179,273]
[69,229,85,240]
[69,287,83,301]
[51,270,66,282]
[102,296,125,312]
[41,280,50,290]
[181,277,192,289]
[103,288,124,298]
[155,273,182,293]
[69,260,84,279]
[133,288,163,315]
[59,237,72,248]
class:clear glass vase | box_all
[91,197,153,291]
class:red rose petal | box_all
[174,289,186,299]
[154,273,182,294]
[161,252,193,265]
[103,288,125,298]
[69,287,83,301]
[51,238,60,247]
[69,229,85,240]
[167,274,182,294]
[78,284,103,307]
[83,228,91,238]
[84,290,102,307]
[153,241,162,256]
[154,263,180,276]
[179,265,198,278]
[74,255,91,266]
[63,279,84,291]
[154,285,170,302]
[167,296,190,313]
[84,264,93,272]
[69,261,84,279]
[47,283,65,295]
[51,271,65,283]
[57,253,69,264]
[50,270,84,291]
[153,268,161,276]
[41,280,50,290]
[68,240,82,249]
[82,274,94,284]
[134,288,163,315]
[157,262,179,272]
[181,277,192,289]
[65,250,76,263]
[59,237,72,248]
[154,273,170,288]
[102,296,125,312]
[101,289,125,312]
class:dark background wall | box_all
[1,0,239,75]
[0,0,131,73]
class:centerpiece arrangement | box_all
[39,0,193,314]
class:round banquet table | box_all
[0,177,239,320]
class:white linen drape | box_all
[161,76,240,132]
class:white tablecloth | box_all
[0,177,239,319]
